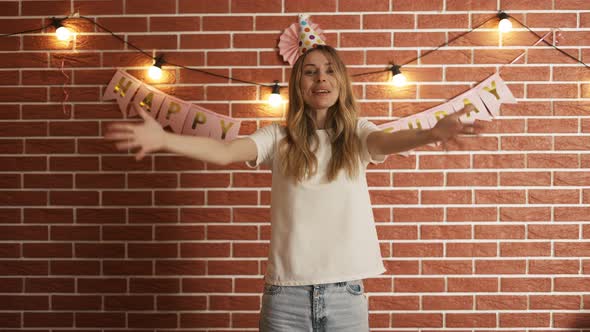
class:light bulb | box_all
[268,81,282,107]
[391,73,407,87]
[268,93,283,107]
[498,18,512,33]
[148,65,163,80]
[55,26,72,41]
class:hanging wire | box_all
[2,13,590,86]
[351,14,500,77]
[508,14,590,69]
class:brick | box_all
[208,260,258,275]
[51,226,100,241]
[285,0,336,12]
[155,260,206,276]
[477,295,527,310]
[531,295,581,310]
[104,295,154,311]
[363,14,413,29]
[529,189,579,204]
[23,312,73,328]
[52,295,101,310]
[207,225,257,240]
[394,278,444,292]
[393,0,443,11]
[500,242,551,257]
[181,313,229,328]
[501,136,552,151]
[94,17,147,33]
[419,154,470,169]
[126,0,175,14]
[393,207,443,222]
[74,0,123,14]
[446,243,497,257]
[76,312,126,328]
[377,225,418,240]
[233,33,278,48]
[446,0,497,10]
[527,153,578,169]
[207,51,257,66]
[50,260,100,275]
[25,277,73,292]
[393,172,443,187]
[370,189,418,205]
[203,16,253,31]
[499,171,550,186]
[392,313,443,327]
[23,243,72,258]
[370,295,419,310]
[50,190,99,206]
[393,243,442,257]
[422,260,472,274]
[395,32,445,47]
[499,313,550,327]
[419,14,469,29]
[446,313,496,328]
[22,1,69,15]
[475,225,524,239]
[556,0,590,8]
[126,34,177,49]
[421,190,471,204]
[475,260,526,274]
[530,259,579,274]
[75,243,124,258]
[421,225,471,239]
[342,32,391,47]
[528,49,580,64]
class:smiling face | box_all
[299,50,340,114]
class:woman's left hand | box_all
[430,105,483,151]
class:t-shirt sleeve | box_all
[358,118,388,165]
[245,123,279,168]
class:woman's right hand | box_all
[104,107,167,161]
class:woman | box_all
[105,45,479,331]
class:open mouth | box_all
[312,89,331,95]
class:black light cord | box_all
[508,14,590,69]
[1,13,589,87]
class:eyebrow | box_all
[303,63,332,67]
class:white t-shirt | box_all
[246,118,388,286]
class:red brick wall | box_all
[1,0,590,330]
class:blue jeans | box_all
[259,279,369,332]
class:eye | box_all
[303,70,317,76]
[327,68,335,74]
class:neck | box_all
[314,108,328,129]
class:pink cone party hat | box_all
[278,14,326,65]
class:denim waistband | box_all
[278,279,361,290]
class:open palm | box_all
[104,107,166,160]
[431,105,483,151]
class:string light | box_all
[268,80,283,107]
[148,55,165,80]
[498,12,512,33]
[389,65,407,87]
[51,17,73,41]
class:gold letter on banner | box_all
[462,99,481,118]
[407,119,422,130]
[483,80,500,100]
[191,111,207,129]
[165,102,181,120]
[114,76,133,98]
[220,120,234,140]
[139,92,154,111]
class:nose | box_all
[316,71,327,82]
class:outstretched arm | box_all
[104,107,257,165]
[367,105,482,155]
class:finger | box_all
[136,106,150,121]
[104,132,134,140]
[115,141,140,150]
[107,123,135,133]
[135,149,145,161]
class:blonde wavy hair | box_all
[278,45,362,183]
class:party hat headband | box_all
[278,14,327,65]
